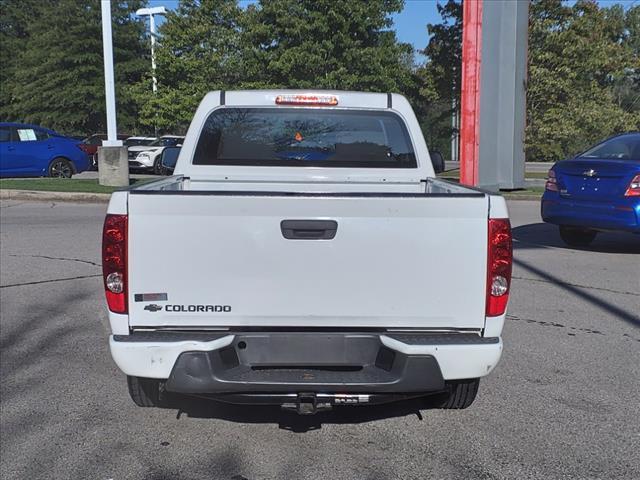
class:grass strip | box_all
[0,178,145,194]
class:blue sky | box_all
[149,0,636,62]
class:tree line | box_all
[1,0,638,161]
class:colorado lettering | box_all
[165,305,231,313]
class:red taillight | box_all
[545,169,558,192]
[77,143,90,153]
[102,214,128,314]
[486,218,512,317]
[625,174,640,197]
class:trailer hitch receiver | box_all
[282,393,332,415]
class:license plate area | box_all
[232,333,380,368]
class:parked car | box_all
[128,135,184,174]
[124,136,157,147]
[542,132,640,246]
[81,134,155,169]
[81,133,130,168]
[0,122,90,178]
[103,90,512,414]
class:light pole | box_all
[98,0,128,187]
[135,6,167,95]
[101,0,121,147]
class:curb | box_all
[503,195,542,201]
[0,189,110,203]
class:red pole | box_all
[460,0,483,186]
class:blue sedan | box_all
[0,122,90,178]
[541,132,640,246]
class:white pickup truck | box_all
[103,90,512,415]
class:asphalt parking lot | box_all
[1,199,638,480]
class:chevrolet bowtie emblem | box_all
[583,169,597,177]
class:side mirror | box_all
[431,150,445,174]
[160,146,180,175]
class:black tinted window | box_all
[193,108,416,168]
[125,138,154,147]
[0,127,12,142]
[86,135,104,145]
[150,137,183,147]
[35,129,49,141]
[580,134,640,161]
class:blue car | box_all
[541,132,640,246]
[0,122,90,178]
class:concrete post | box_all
[477,0,528,190]
[98,147,129,187]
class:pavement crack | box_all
[0,201,28,209]
[0,274,102,288]
[507,314,569,330]
[508,314,640,341]
[512,275,639,297]
[9,254,101,268]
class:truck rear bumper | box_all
[109,332,502,394]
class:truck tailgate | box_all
[127,192,489,329]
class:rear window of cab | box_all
[192,108,417,168]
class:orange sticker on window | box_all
[294,132,303,142]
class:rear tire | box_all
[127,376,161,407]
[559,226,597,247]
[437,378,480,409]
[48,157,74,178]
[153,155,162,175]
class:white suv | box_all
[129,135,184,174]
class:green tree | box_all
[130,0,243,133]
[614,5,640,116]
[240,0,414,92]
[414,0,461,158]
[0,0,48,121]
[416,0,639,162]
[132,0,416,132]
[0,0,147,136]
[526,0,640,161]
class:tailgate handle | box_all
[281,220,338,240]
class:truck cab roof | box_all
[174,90,435,184]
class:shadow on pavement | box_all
[162,393,445,432]
[514,257,640,329]
[512,222,640,254]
